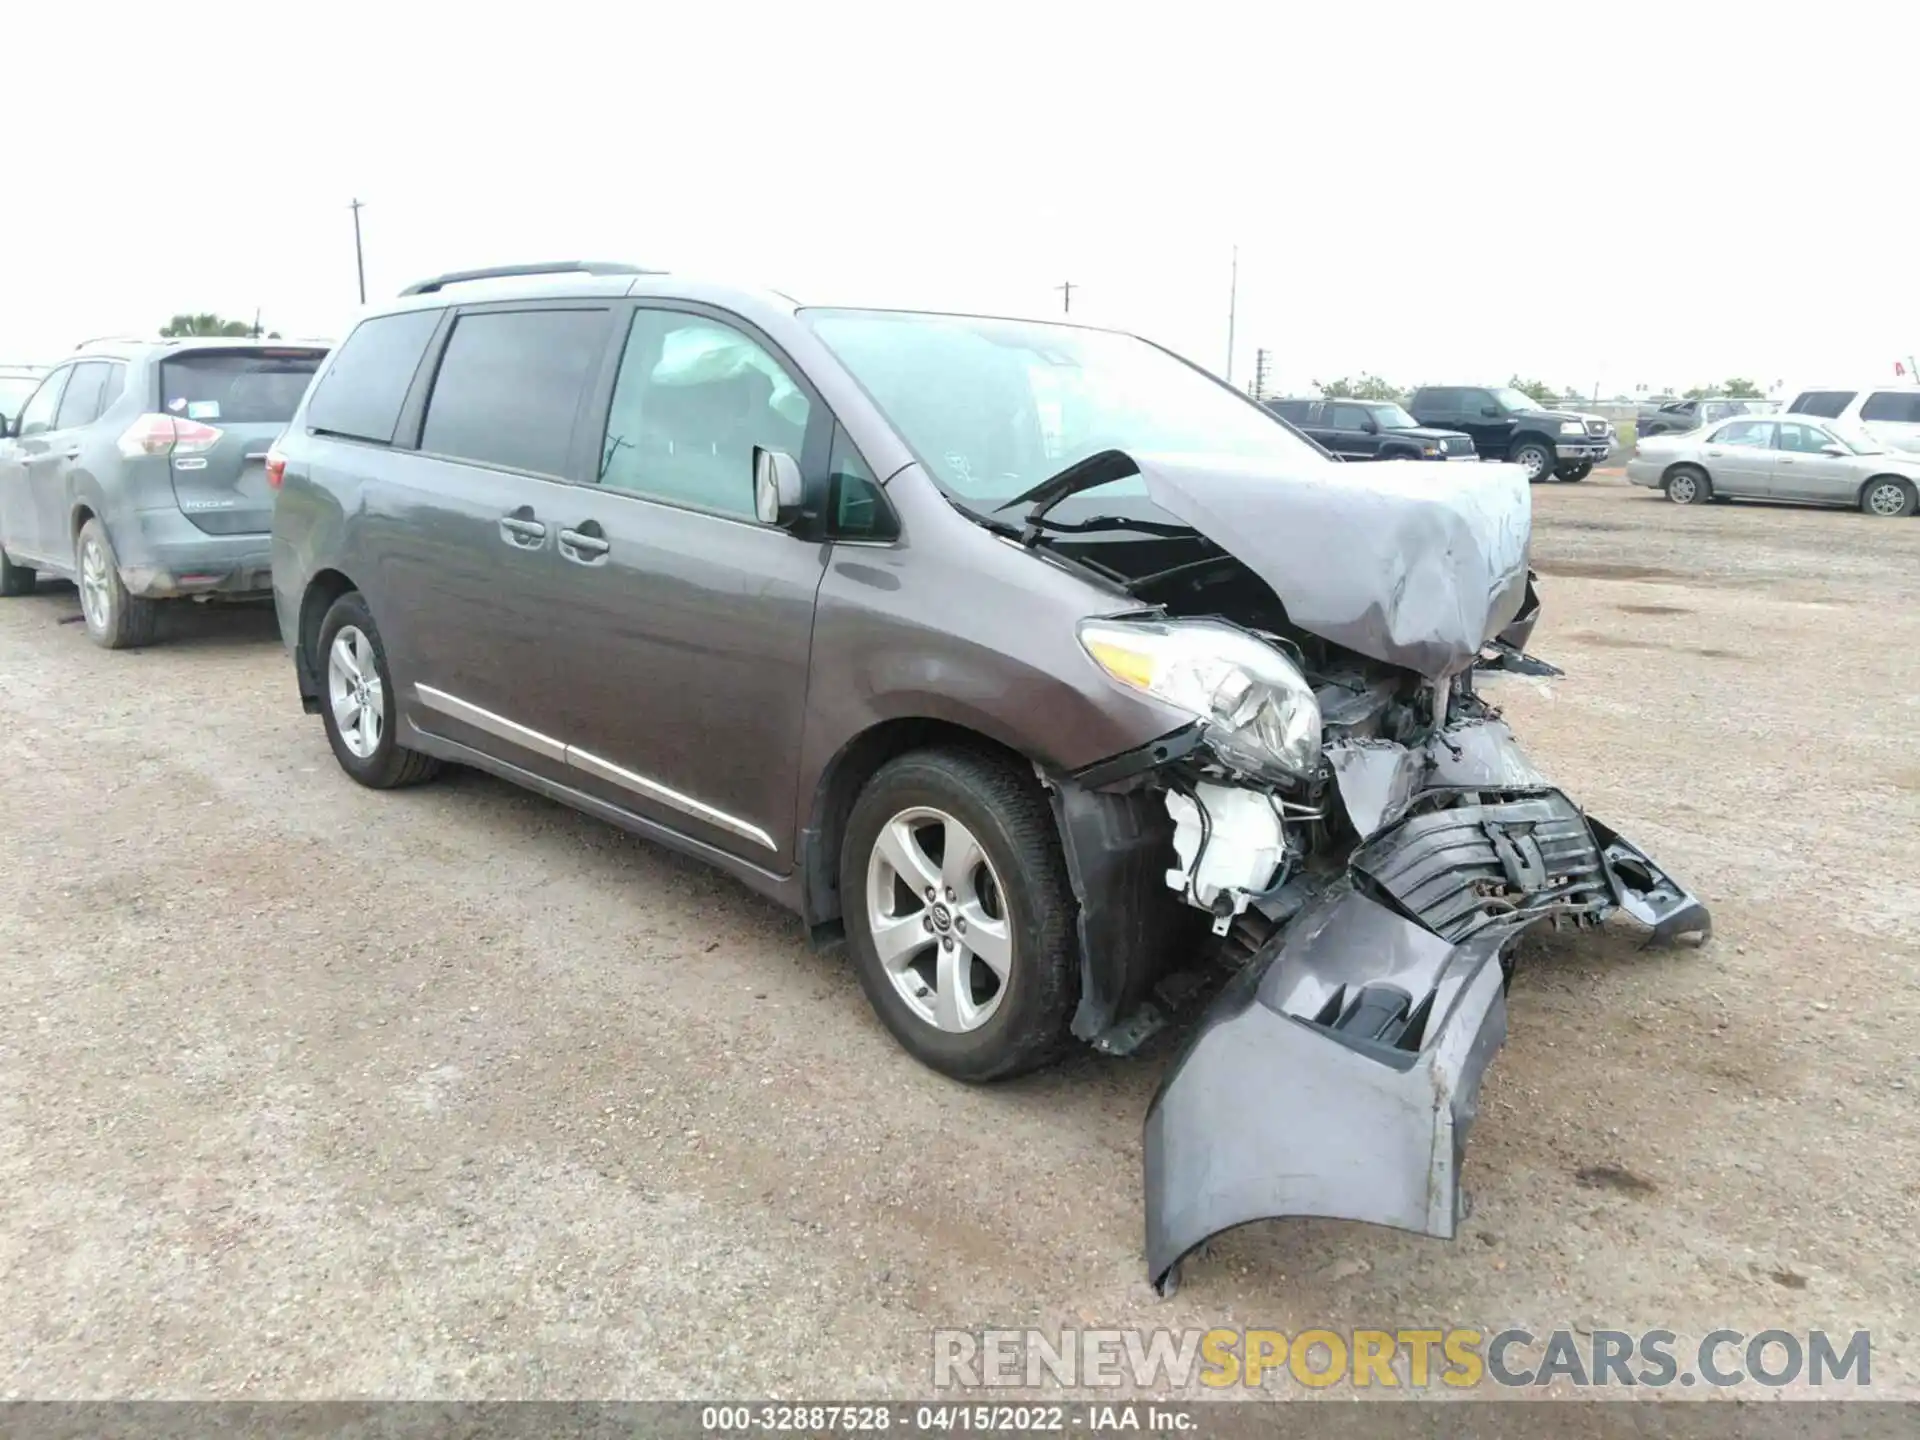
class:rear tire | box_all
[1511,440,1553,484]
[76,518,160,649]
[841,746,1078,1083]
[1860,476,1918,518]
[315,591,442,789]
[0,548,35,597]
[1664,465,1709,506]
[1556,461,1594,482]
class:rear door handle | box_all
[558,526,610,563]
[499,513,547,547]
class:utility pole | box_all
[1249,348,1271,401]
[349,198,367,304]
[1225,246,1238,385]
[252,307,263,339]
[1055,280,1075,314]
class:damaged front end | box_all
[1011,450,1709,1293]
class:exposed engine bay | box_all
[1004,450,1712,1294]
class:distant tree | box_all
[1682,384,1711,400]
[1508,375,1560,406]
[1314,372,1404,402]
[1720,377,1764,398]
[160,313,267,338]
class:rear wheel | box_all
[1860,476,1918,518]
[315,590,442,789]
[76,518,160,649]
[1511,440,1553,483]
[1555,461,1594,482]
[0,548,34,597]
[841,747,1078,1083]
[1664,465,1709,506]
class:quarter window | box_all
[598,309,812,519]
[1789,390,1853,419]
[54,362,111,429]
[828,424,896,540]
[307,308,445,444]
[420,308,608,476]
[1860,390,1920,424]
[15,369,69,437]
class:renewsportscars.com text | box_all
[932,1327,1872,1391]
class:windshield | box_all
[1491,388,1543,412]
[1368,403,1421,429]
[1824,419,1884,454]
[0,376,38,423]
[802,309,1325,505]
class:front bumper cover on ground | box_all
[1142,792,1709,1293]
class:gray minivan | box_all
[270,261,1709,1291]
[0,338,327,646]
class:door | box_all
[0,366,70,562]
[1326,402,1381,459]
[547,304,832,867]
[1698,419,1776,496]
[1770,421,1858,502]
[1457,388,1508,455]
[155,348,326,536]
[375,303,614,775]
[29,361,113,554]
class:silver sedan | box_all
[1626,414,1920,517]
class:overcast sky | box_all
[8,2,1916,400]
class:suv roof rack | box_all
[398,261,655,297]
[73,335,151,351]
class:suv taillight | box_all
[265,444,288,489]
[117,413,224,459]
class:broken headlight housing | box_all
[1078,618,1322,781]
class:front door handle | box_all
[558,525,610,564]
[499,510,547,547]
[62,448,81,460]
[1705,449,1723,457]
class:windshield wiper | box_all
[1020,512,1197,540]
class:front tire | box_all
[1555,461,1594,482]
[315,591,442,789]
[841,747,1078,1083]
[76,518,160,649]
[1860,476,1918,518]
[1511,440,1553,484]
[0,548,35,597]
[1664,465,1709,506]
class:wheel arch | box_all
[295,568,360,709]
[800,716,1034,940]
[1858,473,1917,512]
[1508,428,1557,457]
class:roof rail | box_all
[398,261,654,297]
[73,335,151,351]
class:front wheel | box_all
[76,518,160,649]
[1861,476,1918,518]
[1556,461,1594,482]
[841,747,1078,1082]
[315,590,442,789]
[1511,441,1553,483]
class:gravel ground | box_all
[1,475,1915,1400]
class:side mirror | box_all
[1360,418,1379,435]
[753,447,804,528]
[1820,444,1847,457]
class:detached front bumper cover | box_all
[1143,796,1708,1293]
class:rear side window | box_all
[420,308,608,477]
[1266,399,1311,422]
[306,310,442,443]
[1790,390,1853,419]
[1860,390,1920,424]
[97,362,126,414]
[54,362,111,429]
[1414,388,1454,413]
[160,349,325,425]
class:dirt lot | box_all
[1,475,1915,1400]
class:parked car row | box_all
[1265,384,1616,483]
[1637,396,1778,437]
[0,263,1712,1293]
[1626,413,1920,516]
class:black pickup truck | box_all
[1407,384,1614,482]
[1264,397,1476,462]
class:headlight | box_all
[1077,618,1321,779]
[1558,420,1586,435]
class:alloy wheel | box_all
[78,535,111,631]
[327,624,385,759]
[1669,474,1698,504]
[865,806,1013,1033]
[1866,481,1908,517]
[1518,448,1547,480]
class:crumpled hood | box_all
[1041,451,1534,679]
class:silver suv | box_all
[0,338,327,647]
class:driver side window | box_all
[16,369,70,438]
[1776,423,1831,454]
[1461,389,1495,415]
[598,309,813,520]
